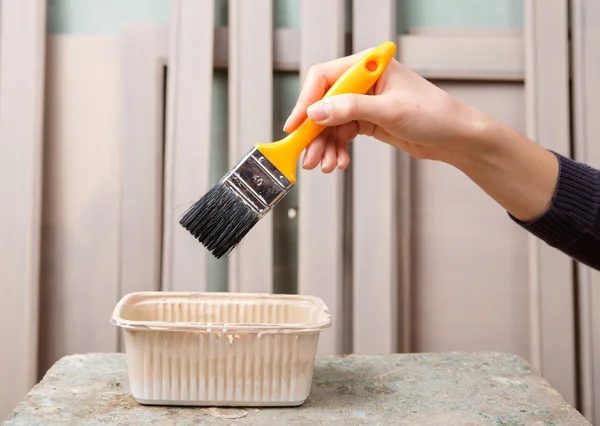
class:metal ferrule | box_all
[222,147,294,217]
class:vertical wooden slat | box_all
[119,26,168,349]
[410,82,530,358]
[571,0,593,418]
[570,1,591,419]
[396,27,413,353]
[0,0,46,418]
[398,159,412,353]
[120,26,168,296]
[524,0,577,406]
[571,0,600,421]
[228,0,273,293]
[523,0,543,375]
[351,0,399,354]
[40,35,121,376]
[298,0,345,355]
[162,0,214,292]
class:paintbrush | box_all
[180,41,397,258]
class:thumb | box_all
[306,93,385,126]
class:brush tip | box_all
[179,183,259,258]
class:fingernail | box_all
[307,102,331,121]
[283,116,292,131]
[283,107,296,130]
[321,159,328,171]
[301,155,307,168]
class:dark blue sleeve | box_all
[509,151,600,270]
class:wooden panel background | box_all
[571,0,600,421]
[2,0,595,422]
[227,0,274,293]
[412,82,530,358]
[118,26,169,350]
[0,0,46,419]
[120,26,168,298]
[298,0,346,355]
[351,0,399,355]
[40,35,121,374]
[161,0,214,292]
[524,0,576,406]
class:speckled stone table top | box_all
[3,352,590,425]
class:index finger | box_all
[283,48,372,133]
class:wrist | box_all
[438,106,504,171]
[437,106,559,221]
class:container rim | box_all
[110,291,332,333]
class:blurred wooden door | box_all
[571,0,600,422]
[0,0,46,419]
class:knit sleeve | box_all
[509,151,600,270]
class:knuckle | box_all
[306,63,322,79]
[336,94,360,118]
[356,120,376,137]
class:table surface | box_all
[3,352,590,425]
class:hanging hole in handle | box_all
[365,59,379,73]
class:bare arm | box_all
[285,54,600,269]
[443,110,559,223]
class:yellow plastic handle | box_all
[256,41,397,184]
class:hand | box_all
[284,49,559,223]
[284,50,488,173]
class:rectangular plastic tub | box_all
[111,291,331,407]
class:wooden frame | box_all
[7,0,585,421]
[119,25,169,348]
[41,33,122,383]
[18,2,587,418]
[397,33,523,81]
[351,0,399,354]
[571,0,600,421]
[0,0,46,418]
[409,81,530,360]
[211,27,524,81]
[298,0,346,355]
[524,0,577,407]
[162,0,214,292]
[227,0,274,293]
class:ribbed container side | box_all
[124,330,319,405]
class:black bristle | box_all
[179,183,259,258]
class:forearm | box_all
[445,113,559,222]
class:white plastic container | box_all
[111,291,331,407]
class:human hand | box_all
[283,50,490,172]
